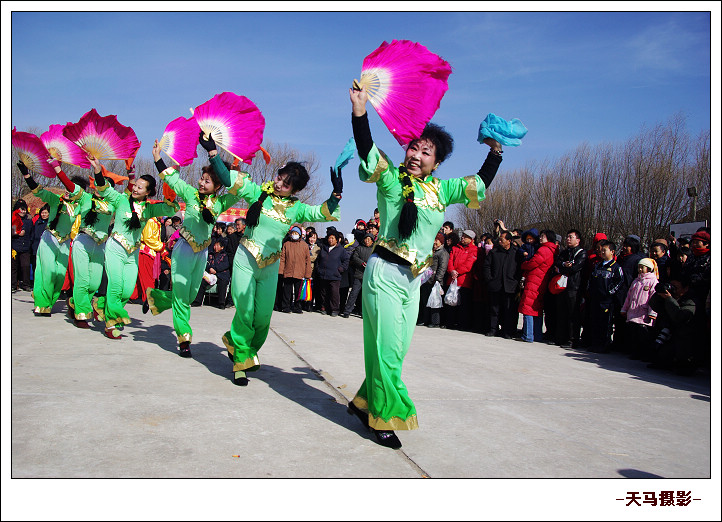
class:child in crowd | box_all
[585,239,624,353]
[620,258,658,360]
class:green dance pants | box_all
[222,245,278,372]
[351,254,421,431]
[147,238,208,344]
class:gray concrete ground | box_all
[9,289,712,482]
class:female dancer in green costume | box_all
[88,154,178,339]
[67,166,122,329]
[347,85,504,448]
[204,138,343,386]
[146,137,244,358]
[18,159,88,317]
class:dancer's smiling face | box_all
[404,139,437,179]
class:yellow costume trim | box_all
[365,149,389,184]
[78,228,109,244]
[261,195,296,225]
[47,228,72,245]
[320,201,339,222]
[146,289,162,316]
[222,334,261,371]
[179,226,212,253]
[463,175,480,209]
[105,315,131,328]
[34,306,52,314]
[159,166,176,179]
[111,232,141,254]
[227,171,247,196]
[177,332,192,344]
[74,312,91,321]
[351,396,419,431]
[415,177,445,212]
[240,238,282,269]
[374,239,433,278]
[92,297,105,322]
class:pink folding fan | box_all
[40,124,91,168]
[12,127,55,178]
[62,108,141,160]
[353,40,452,146]
[191,92,265,164]
[158,116,201,167]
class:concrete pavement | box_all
[9,289,712,479]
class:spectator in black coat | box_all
[342,232,374,318]
[192,238,231,309]
[552,229,587,347]
[315,228,349,316]
[483,231,521,338]
[11,199,34,292]
[31,204,50,283]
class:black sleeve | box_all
[94,170,106,188]
[352,113,373,162]
[476,151,503,189]
[154,158,168,174]
[23,175,39,191]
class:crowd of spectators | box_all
[12,197,711,378]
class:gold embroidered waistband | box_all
[111,232,141,254]
[240,238,281,269]
[180,227,212,253]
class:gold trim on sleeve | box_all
[228,171,248,196]
[366,149,389,184]
[320,201,339,222]
[463,175,481,209]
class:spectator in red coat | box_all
[518,229,558,342]
[445,229,478,330]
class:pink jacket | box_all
[621,272,658,325]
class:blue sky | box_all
[6,8,715,235]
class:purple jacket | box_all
[621,272,658,325]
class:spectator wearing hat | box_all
[305,229,321,311]
[365,220,379,241]
[621,257,658,360]
[279,225,312,313]
[483,231,521,338]
[11,199,34,292]
[445,229,478,330]
[612,235,645,350]
[315,227,349,316]
[687,229,711,364]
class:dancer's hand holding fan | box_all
[40,124,91,168]
[352,40,452,146]
[191,92,265,164]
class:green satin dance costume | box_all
[351,142,501,431]
[147,163,244,345]
[95,182,178,331]
[209,156,341,374]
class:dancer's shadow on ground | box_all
[254,364,365,434]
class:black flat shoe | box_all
[347,402,369,430]
[373,429,402,449]
[142,300,149,314]
[233,370,249,386]
[178,341,192,358]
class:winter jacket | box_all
[316,241,349,281]
[518,240,558,316]
[446,241,478,288]
[554,245,587,292]
[349,242,374,280]
[32,217,48,255]
[429,245,449,285]
[518,228,539,262]
[588,258,624,307]
[206,250,231,282]
[621,271,658,325]
[618,252,644,301]
[483,244,521,293]
[11,214,34,253]
[279,238,312,279]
